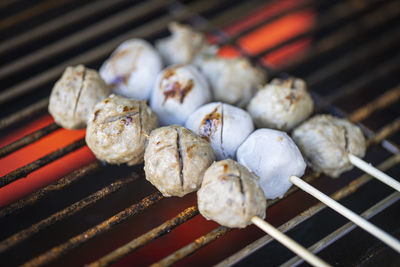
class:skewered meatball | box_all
[144,125,216,197]
[198,159,266,228]
[185,102,254,160]
[195,56,267,107]
[292,114,366,177]
[99,39,162,100]
[86,94,158,165]
[247,76,313,131]
[150,64,212,126]
[49,65,111,130]
[155,22,211,65]
[237,129,306,199]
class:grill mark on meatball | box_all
[220,104,226,158]
[342,126,350,153]
[110,47,142,86]
[175,128,184,191]
[138,101,143,138]
[162,79,194,104]
[198,106,221,142]
[72,68,86,120]
[104,112,138,123]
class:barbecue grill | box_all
[0,0,399,266]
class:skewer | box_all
[348,154,400,192]
[289,175,400,253]
[251,216,331,267]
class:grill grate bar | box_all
[0,172,139,253]
[282,191,400,267]
[253,0,392,59]
[367,117,400,147]
[0,0,228,106]
[215,154,400,266]
[0,0,172,80]
[279,1,400,73]
[21,191,164,267]
[0,98,48,131]
[0,161,101,218]
[324,53,400,104]
[0,0,71,32]
[0,0,130,55]
[349,84,400,123]
[0,138,85,188]
[215,0,321,45]
[0,122,59,158]
[305,27,400,88]
[153,226,232,267]
[88,206,199,267]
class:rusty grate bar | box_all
[0,98,48,131]
[279,1,400,73]
[0,161,101,218]
[0,172,140,253]
[88,206,199,267]
[152,226,232,267]
[253,0,387,59]
[0,0,227,106]
[0,0,130,55]
[305,27,400,88]
[211,0,319,44]
[0,138,85,188]
[217,154,400,266]
[21,191,164,267]
[0,0,70,31]
[367,117,400,147]
[324,53,400,105]
[349,84,400,123]
[0,0,172,80]
[0,122,59,158]
[282,191,400,267]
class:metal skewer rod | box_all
[289,175,400,253]
[251,216,331,267]
[348,154,400,192]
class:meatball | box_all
[185,102,254,160]
[86,94,158,165]
[195,56,267,107]
[49,65,111,129]
[247,76,313,131]
[155,22,211,65]
[144,125,216,197]
[237,129,306,199]
[292,114,366,177]
[150,64,212,126]
[198,159,266,228]
[99,39,162,100]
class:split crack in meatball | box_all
[49,65,111,129]
[86,94,158,166]
[198,159,266,228]
[292,114,366,178]
[186,102,254,160]
[144,125,216,197]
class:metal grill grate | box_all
[0,0,399,266]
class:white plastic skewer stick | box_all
[348,154,400,192]
[251,216,331,267]
[290,175,400,253]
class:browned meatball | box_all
[198,159,267,228]
[86,94,158,166]
[49,65,111,129]
[144,125,216,197]
[292,114,366,177]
